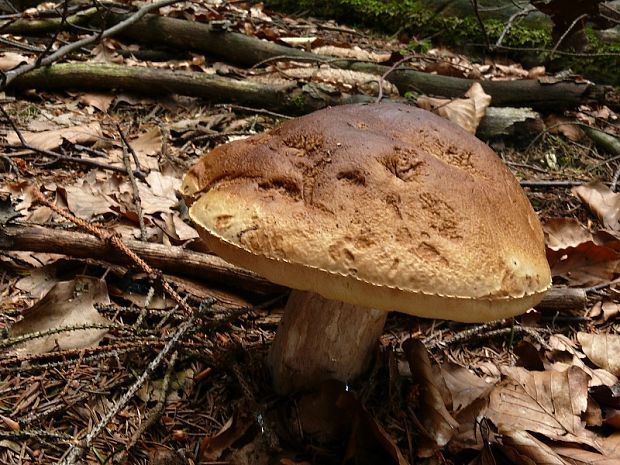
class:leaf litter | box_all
[1,1,620,465]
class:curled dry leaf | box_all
[78,93,115,113]
[131,126,163,158]
[588,301,620,324]
[486,365,601,450]
[545,114,585,141]
[573,181,620,231]
[200,410,253,462]
[0,52,30,71]
[578,332,620,376]
[541,335,617,388]
[5,122,103,151]
[404,339,459,448]
[8,276,111,355]
[554,432,620,465]
[280,65,398,96]
[501,428,568,465]
[544,221,619,301]
[441,362,495,413]
[417,83,490,134]
[544,218,593,250]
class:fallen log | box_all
[0,225,283,295]
[6,63,366,115]
[5,11,615,112]
[0,225,589,312]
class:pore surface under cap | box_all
[182,103,551,322]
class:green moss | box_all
[287,93,307,112]
[266,0,619,83]
[552,28,620,85]
[266,0,552,49]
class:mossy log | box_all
[5,63,369,115]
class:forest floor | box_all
[1,2,620,465]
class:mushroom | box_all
[181,103,551,394]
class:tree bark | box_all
[269,290,387,394]
[533,287,587,312]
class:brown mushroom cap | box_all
[182,103,551,322]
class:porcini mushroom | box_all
[181,103,551,394]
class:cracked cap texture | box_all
[182,103,551,322]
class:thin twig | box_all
[495,4,537,48]
[112,351,179,463]
[35,0,70,67]
[519,180,587,188]
[0,105,146,179]
[376,54,417,103]
[550,13,588,58]
[214,103,291,120]
[31,188,193,316]
[470,0,490,49]
[117,125,147,241]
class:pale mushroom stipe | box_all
[181,103,551,393]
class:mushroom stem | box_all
[269,290,387,394]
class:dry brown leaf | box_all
[424,61,468,78]
[200,410,253,462]
[544,335,617,388]
[464,82,492,126]
[528,66,546,79]
[279,37,317,47]
[486,365,601,450]
[494,63,529,78]
[447,397,489,452]
[8,276,111,355]
[63,183,117,220]
[501,428,569,465]
[588,301,620,324]
[0,52,30,71]
[554,432,620,465]
[404,339,459,448]
[602,432,620,456]
[573,181,620,231]
[78,93,115,113]
[578,332,620,376]
[138,171,181,215]
[544,218,593,250]
[5,122,103,151]
[546,239,620,287]
[131,126,163,158]
[15,260,83,299]
[416,83,490,134]
[441,363,495,412]
[546,114,585,141]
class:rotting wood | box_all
[477,107,543,143]
[1,225,587,312]
[0,225,283,295]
